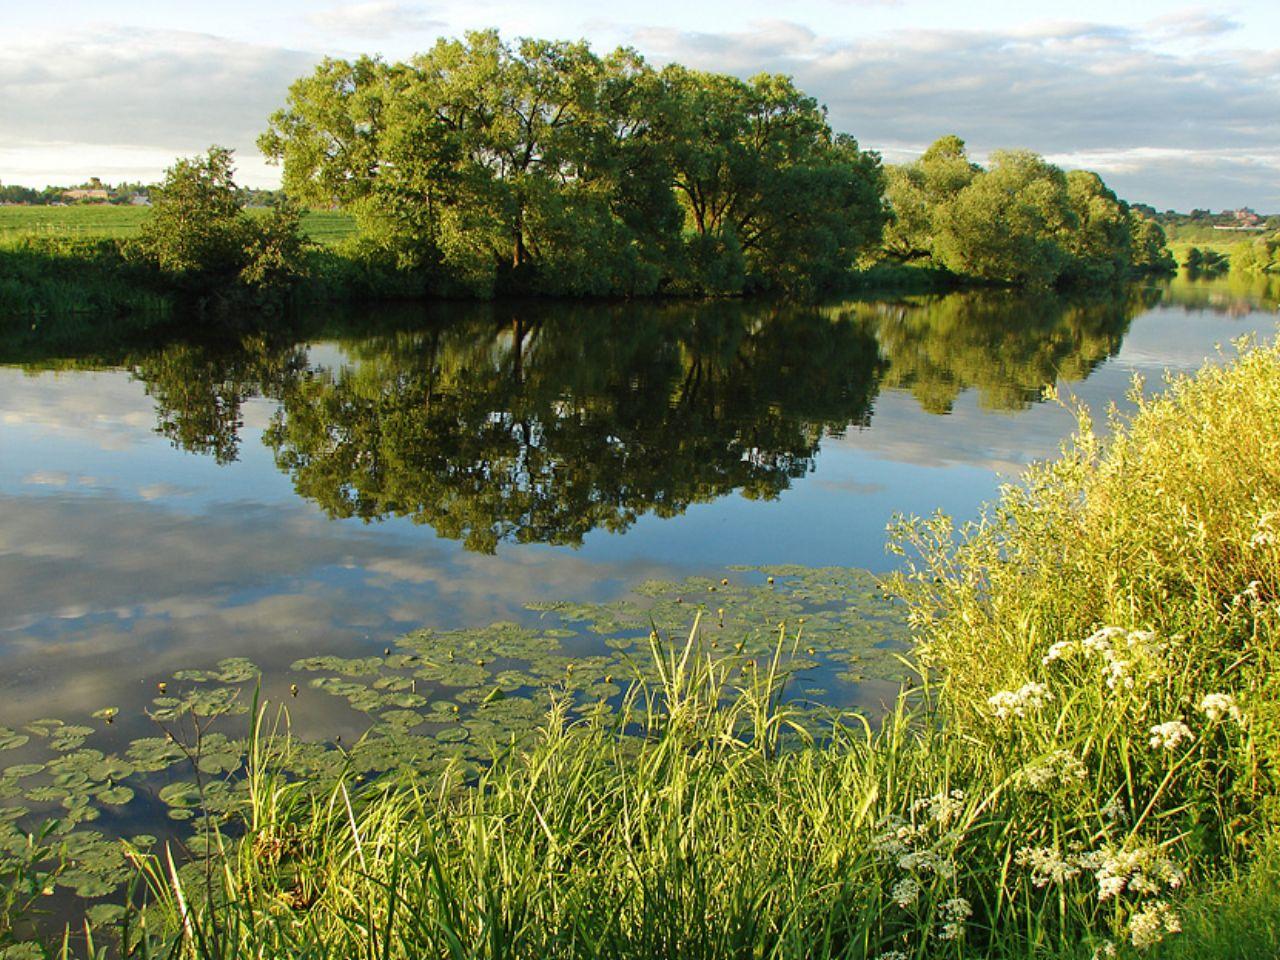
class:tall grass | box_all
[46,339,1280,959]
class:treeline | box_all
[259,30,887,297]
[3,30,1178,318]
[882,136,1174,286]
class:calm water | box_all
[1,275,1277,734]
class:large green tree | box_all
[883,136,1173,287]
[260,32,885,297]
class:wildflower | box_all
[1091,941,1118,960]
[896,849,955,879]
[1021,750,1088,790]
[1042,639,1075,664]
[1198,692,1244,725]
[876,952,908,960]
[1083,844,1185,902]
[1101,796,1128,825]
[871,817,920,858]
[911,789,965,826]
[891,877,922,908]
[1015,846,1081,887]
[988,682,1052,720]
[1148,720,1194,751]
[1127,901,1181,950]
[936,897,971,941]
[1247,511,1278,550]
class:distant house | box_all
[129,195,151,206]
[1214,208,1265,232]
[63,188,110,203]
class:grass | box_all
[8,336,1264,959]
[0,205,357,246]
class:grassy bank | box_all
[0,337,1269,958]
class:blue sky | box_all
[3,1,1278,208]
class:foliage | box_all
[1182,246,1230,276]
[884,136,1174,287]
[131,147,309,305]
[1231,233,1280,276]
[259,30,887,297]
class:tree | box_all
[882,135,979,262]
[932,150,1076,286]
[260,32,886,297]
[135,147,246,284]
[133,147,308,302]
[882,137,1172,287]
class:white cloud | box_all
[627,18,1280,208]
[307,2,445,37]
[0,17,1276,206]
[0,29,318,187]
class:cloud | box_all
[1,16,1276,205]
[627,18,1280,209]
[308,2,445,38]
[0,29,318,187]
[1148,9,1242,41]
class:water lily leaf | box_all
[95,785,135,806]
[86,903,127,926]
[0,729,29,751]
[3,764,44,779]
[158,781,201,808]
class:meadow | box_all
[0,205,357,246]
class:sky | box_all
[2,1,1278,210]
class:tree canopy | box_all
[259,31,888,297]
[883,137,1174,287]
[132,147,308,303]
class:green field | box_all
[1163,223,1261,267]
[0,204,357,245]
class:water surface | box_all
[1,274,1277,732]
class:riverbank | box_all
[3,326,1278,958]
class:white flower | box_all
[1198,692,1244,725]
[1021,750,1089,790]
[988,682,1053,720]
[1149,720,1194,751]
[1015,846,1081,887]
[934,897,972,941]
[1042,639,1076,664]
[876,952,908,960]
[1247,511,1278,550]
[1127,901,1181,950]
[891,877,922,908]
[911,789,966,826]
[1101,796,1128,824]
[1091,941,1118,960]
[1084,844,1185,902]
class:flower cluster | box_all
[1148,720,1194,751]
[1081,843,1185,902]
[1042,626,1166,690]
[988,682,1052,720]
[1019,749,1088,791]
[1198,692,1244,725]
[1127,900,1182,950]
[936,897,972,941]
[1015,846,1081,887]
[1247,510,1278,550]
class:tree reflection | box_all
[863,286,1155,414]
[263,300,885,552]
[115,285,1153,551]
